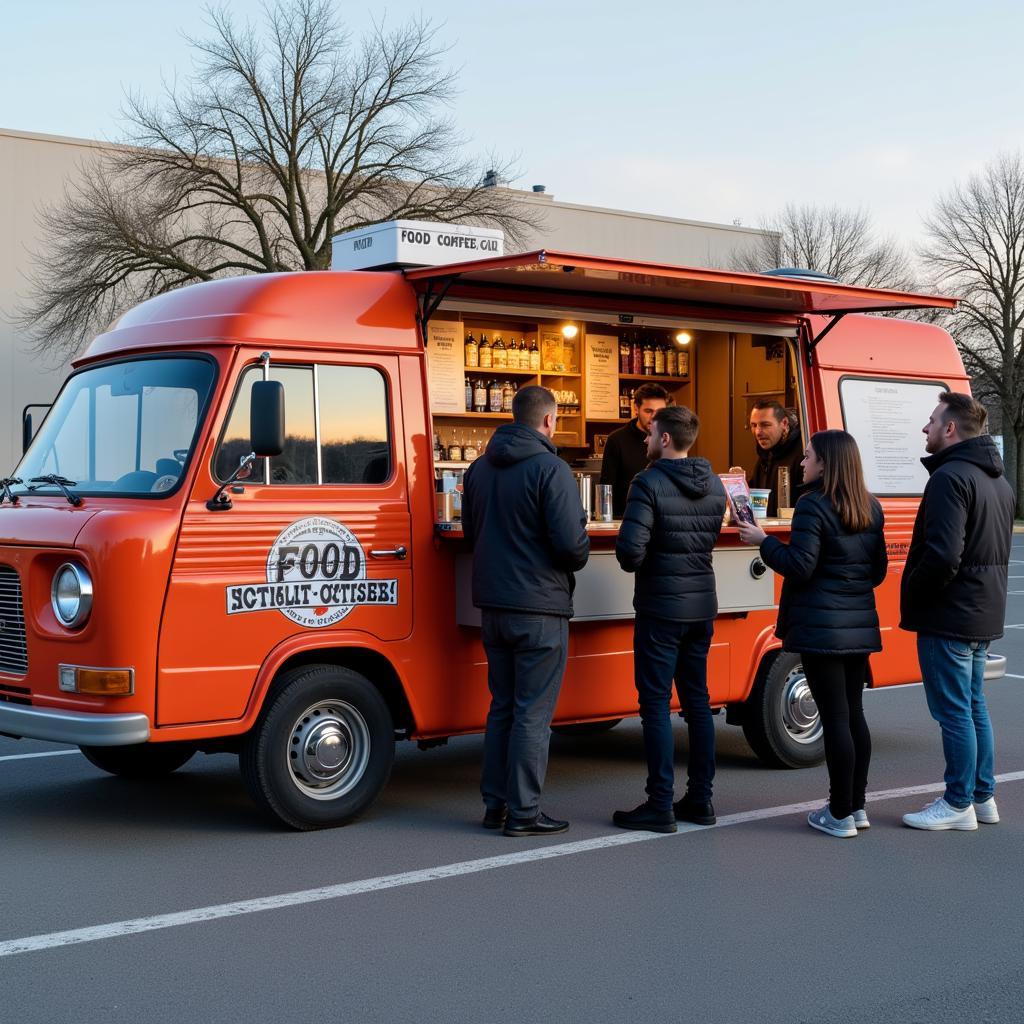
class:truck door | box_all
[157,356,412,726]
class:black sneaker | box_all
[482,805,507,830]
[612,802,677,834]
[673,795,716,826]
[503,812,569,837]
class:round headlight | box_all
[52,563,93,628]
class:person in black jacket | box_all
[738,430,887,839]
[599,382,668,517]
[461,386,590,837]
[899,392,1015,832]
[749,400,804,515]
[612,405,726,833]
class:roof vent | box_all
[761,267,840,283]
[481,169,498,188]
[532,184,546,193]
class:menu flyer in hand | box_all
[719,473,755,525]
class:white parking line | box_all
[1003,673,1024,680]
[2,770,1023,960]
[0,750,79,763]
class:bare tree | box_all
[734,203,915,290]
[18,0,540,361]
[920,152,1024,511]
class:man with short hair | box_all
[901,391,1015,831]
[749,400,803,515]
[612,404,726,833]
[462,385,590,837]
[600,382,669,517]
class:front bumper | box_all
[0,702,150,746]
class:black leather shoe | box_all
[503,812,569,837]
[613,802,677,833]
[674,795,716,825]
[482,805,507,829]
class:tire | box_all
[240,664,394,830]
[551,718,623,737]
[741,652,825,768]
[80,742,196,778]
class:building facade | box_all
[0,126,769,472]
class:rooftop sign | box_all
[331,220,504,271]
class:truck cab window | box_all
[318,365,391,484]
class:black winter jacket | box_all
[599,418,651,518]
[615,457,726,622]
[759,486,887,655]
[750,426,804,516]
[462,424,590,617]
[900,435,1015,642]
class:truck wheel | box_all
[552,719,623,736]
[240,664,394,830]
[741,652,825,768]
[80,742,196,778]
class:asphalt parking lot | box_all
[2,541,1024,1023]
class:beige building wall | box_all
[0,127,769,473]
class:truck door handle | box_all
[370,546,407,560]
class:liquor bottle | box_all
[619,332,631,374]
[506,337,519,370]
[654,341,666,376]
[433,431,444,462]
[677,349,690,376]
[619,387,631,419]
[464,429,479,462]
[519,338,529,368]
[665,345,678,377]
[492,334,507,368]
[464,330,478,368]
[529,336,541,371]
[473,377,487,413]
[465,376,473,411]
[447,431,462,462]
[479,333,492,368]
[502,380,516,413]
[488,379,503,413]
[642,335,655,376]
[630,334,642,375]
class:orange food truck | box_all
[0,230,991,829]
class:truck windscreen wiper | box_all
[0,477,23,505]
[28,474,83,507]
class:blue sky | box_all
[3,1,1022,249]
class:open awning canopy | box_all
[405,251,957,321]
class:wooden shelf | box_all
[433,411,512,420]
[620,374,691,383]
[541,370,581,378]
[465,366,538,376]
[589,417,631,424]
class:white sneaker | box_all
[974,797,1000,824]
[853,808,870,830]
[902,797,978,831]
[807,804,857,838]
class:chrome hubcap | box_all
[780,668,822,745]
[287,700,371,800]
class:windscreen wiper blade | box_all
[28,474,83,507]
[0,477,23,505]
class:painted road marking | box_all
[1003,673,1024,680]
[0,750,79,763]
[2,770,1023,960]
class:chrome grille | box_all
[0,565,28,675]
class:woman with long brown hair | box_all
[738,429,887,838]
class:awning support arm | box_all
[417,276,457,339]
[806,313,847,366]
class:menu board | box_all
[840,377,948,495]
[426,321,465,413]
[585,333,619,420]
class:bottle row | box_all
[465,377,519,413]
[465,331,541,371]
[619,330,691,377]
[434,427,494,463]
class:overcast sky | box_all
[3,0,1022,252]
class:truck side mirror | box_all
[250,380,285,457]
[22,414,32,454]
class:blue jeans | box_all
[633,616,715,810]
[917,634,995,809]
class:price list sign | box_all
[426,321,466,413]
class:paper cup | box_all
[749,488,771,519]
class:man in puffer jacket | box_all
[612,405,726,833]
[900,391,1015,832]
[462,386,590,837]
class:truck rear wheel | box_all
[240,664,394,830]
[80,742,196,778]
[741,652,825,768]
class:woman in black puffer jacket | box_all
[738,430,887,839]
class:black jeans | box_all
[633,616,716,810]
[480,610,569,820]
[801,653,871,820]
